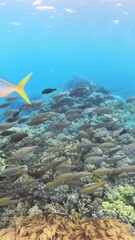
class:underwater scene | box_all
[0,0,135,239]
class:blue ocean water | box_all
[0,0,135,99]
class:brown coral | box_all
[0,212,134,240]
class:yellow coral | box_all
[0,212,134,240]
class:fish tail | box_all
[15,72,33,104]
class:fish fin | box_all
[92,176,104,183]
[15,72,33,104]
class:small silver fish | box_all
[0,165,27,178]
[10,145,38,159]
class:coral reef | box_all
[102,184,135,223]
[1,76,135,233]
[0,212,134,240]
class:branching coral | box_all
[0,212,134,240]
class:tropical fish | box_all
[123,143,135,152]
[5,96,19,101]
[0,130,16,136]
[21,99,43,109]
[52,98,73,110]
[52,122,70,131]
[69,86,89,96]
[4,109,20,117]
[46,147,65,153]
[0,72,32,104]
[92,168,114,176]
[12,108,21,118]
[96,107,112,115]
[6,116,20,123]
[78,123,94,131]
[126,96,135,103]
[27,118,47,126]
[9,132,28,142]
[41,131,55,139]
[77,142,98,151]
[66,113,82,121]
[18,117,29,124]
[6,156,22,163]
[94,130,108,139]
[0,165,27,178]
[0,102,10,108]
[46,172,92,188]
[99,142,116,149]
[42,88,57,94]
[55,171,92,183]
[119,129,130,136]
[111,129,124,138]
[114,165,135,174]
[31,112,48,120]
[109,146,122,154]
[46,180,60,188]
[119,133,131,140]
[0,122,17,131]
[3,143,15,152]
[106,155,127,164]
[82,107,96,114]
[10,145,38,159]
[42,157,67,172]
[80,182,105,195]
[55,163,76,173]
[94,121,119,130]
[53,93,67,100]
[65,109,82,115]
[46,112,60,119]
[84,156,108,164]
[0,196,21,206]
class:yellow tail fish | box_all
[0,72,33,104]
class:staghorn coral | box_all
[0,212,134,240]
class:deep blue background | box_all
[0,0,135,99]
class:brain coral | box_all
[0,211,134,240]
